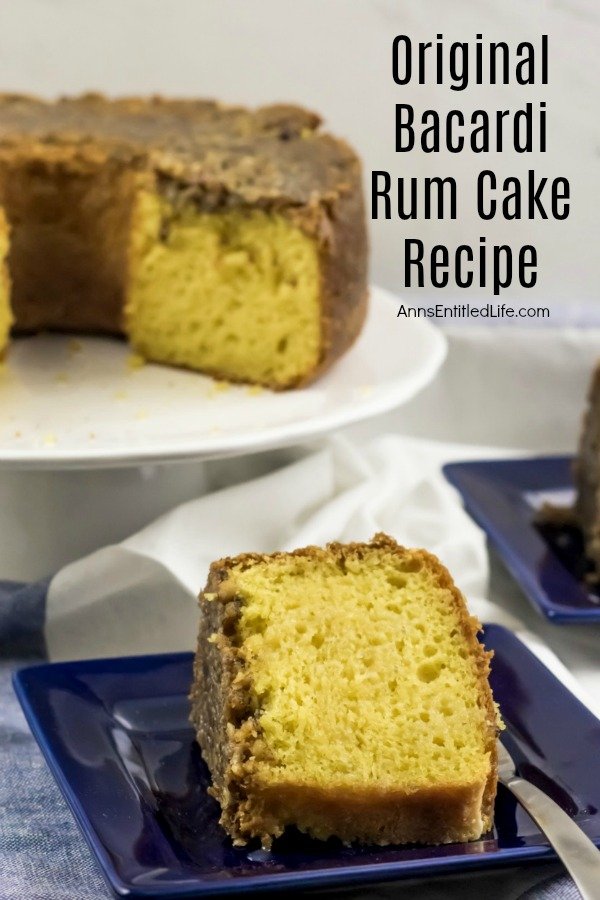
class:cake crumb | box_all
[42,432,57,447]
[127,352,146,371]
[113,389,128,401]
[54,371,69,384]
[13,430,21,438]
[246,384,264,396]
[207,380,231,397]
[68,339,83,355]
[134,408,148,420]
[88,431,96,440]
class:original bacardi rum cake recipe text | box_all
[372,35,570,296]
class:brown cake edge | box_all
[298,146,369,389]
[189,533,499,847]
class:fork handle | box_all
[504,774,600,900]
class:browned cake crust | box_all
[574,363,600,572]
[189,534,499,848]
[0,206,10,328]
[0,94,368,388]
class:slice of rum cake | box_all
[189,533,500,848]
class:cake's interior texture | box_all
[0,207,11,349]
[126,193,321,387]
[0,94,368,388]
[231,547,492,789]
[0,153,323,387]
[0,152,135,335]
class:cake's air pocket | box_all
[125,192,322,388]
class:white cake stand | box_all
[0,286,446,578]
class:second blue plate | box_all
[444,455,600,623]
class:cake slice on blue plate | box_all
[190,533,500,848]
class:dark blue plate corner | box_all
[443,455,600,623]
[13,628,600,896]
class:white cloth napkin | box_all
[45,433,599,719]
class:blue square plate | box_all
[444,455,600,623]
[13,624,600,897]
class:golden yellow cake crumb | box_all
[67,338,83,355]
[42,432,57,446]
[190,534,500,849]
[126,199,321,389]
[126,352,146,371]
[245,384,264,396]
[205,383,230,399]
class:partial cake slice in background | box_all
[189,533,500,848]
[574,364,600,574]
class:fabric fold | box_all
[46,434,490,661]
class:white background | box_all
[0,0,598,313]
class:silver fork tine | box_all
[497,740,600,900]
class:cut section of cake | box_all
[0,94,368,389]
[574,363,600,573]
[189,533,500,848]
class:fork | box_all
[497,741,600,900]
